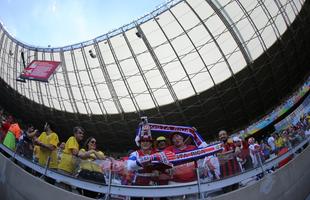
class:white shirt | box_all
[267,136,275,151]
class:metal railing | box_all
[0,135,309,198]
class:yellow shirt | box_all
[58,136,79,174]
[33,145,40,161]
[79,148,104,173]
[275,137,284,148]
[37,132,59,169]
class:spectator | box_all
[3,118,21,151]
[35,122,59,170]
[16,124,38,160]
[233,136,252,171]
[300,115,308,131]
[0,110,5,140]
[201,155,221,181]
[154,136,171,186]
[78,137,105,176]
[260,140,271,160]
[0,115,13,142]
[287,127,298,146]
[77,136,105,198]
[267,134,276,153]
[165,132,197,183]
[127,133,157,186]
[217,130,240,192]
[274,133,285,152]
[281,130,292,148]
[165,132,196,153]
[155,136,168,152]
[57,142,66,162]
[58,126,84,174]
[217,130,240,178]
[248,137,263,168]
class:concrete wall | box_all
[0,145,310,200]
[0,154,92,200]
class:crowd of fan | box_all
[0,107,309,199]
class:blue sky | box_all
[0,0,167,47]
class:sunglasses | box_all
[90,140,96,144]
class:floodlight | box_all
[89,50,97,58]
[135,32,142,38]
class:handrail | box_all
[1,136,309,198]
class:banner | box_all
[20,60,61,82]
[135,120,223,167]
[275,95,310,131]
[238,78,310,137]
[137,123,207,147]
[149,143,223,166]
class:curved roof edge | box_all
[0,0,182,51]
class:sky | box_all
[0,0,168,48]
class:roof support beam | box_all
[274,0,292,27]
[151,13,198,97]
[207,0,266,113]
[12,44,19,91]
[80,44,108,119]
[33,51,45,107]
[185,0,250,124]
[121,29,164,119]
[70,47,92,114]
[136,24,189,124]
[6,40,14,86]
[93,41,125,116]
[234,0,268,52]
[58,50,79,113]
[106,38,141,114]
[167,7,229,126]
[41,51,54,109]
[234,0,279,102]
[0,37,9,82]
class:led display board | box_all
[19,60,60,82]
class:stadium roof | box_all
[0,0,309,152]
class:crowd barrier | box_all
[0,134,309,199]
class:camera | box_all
[141,116,148,124]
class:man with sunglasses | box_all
[58,126,85,175]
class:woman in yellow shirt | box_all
[77,136,106,198]
[78,136,105,175]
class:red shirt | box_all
[132,149,157,186]
[222,142,236,152]
[165,145,197,182]
[0,121,11,142]
[220,142,240,177]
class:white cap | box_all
[233,136,242,142]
